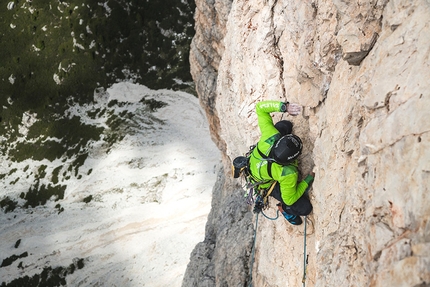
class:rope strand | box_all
[302,215,308,286]
[249,207,308,287]
[261,209,279,221]
[248,213,259,287]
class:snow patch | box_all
[8,74,15,84]
[18,112,38,137]
[31,44,41,52]
[7,1,14,10]
[89,40,96,49]
[0,82,221,287]
[86,25,93,34]
[53,73,62,85]
[98,2,112,17]
[71,32,85,50]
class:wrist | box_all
[304,174,314,185]
[280,102,289,112]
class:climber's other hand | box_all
[287,103,302,116]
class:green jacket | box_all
[248,101,313,205]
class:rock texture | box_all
[185,0,430,286]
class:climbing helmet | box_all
[272,134,302,165]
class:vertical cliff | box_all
[184,0,430,286]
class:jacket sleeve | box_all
[276,164,314,205]
[255,101,285,139]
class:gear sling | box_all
[232,144,277,210]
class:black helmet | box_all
[232,156,248,178]
[272,134,302,165]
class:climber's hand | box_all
[286,103,302,116]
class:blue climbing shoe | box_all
[282,212,303,225]
[277,203,302,225]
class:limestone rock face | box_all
[189,0,233,159]
[184,0,430,286]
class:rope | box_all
[302,215,308,286]
[249,197,308,287]
[261,209,279,221]
[249,212,309,287]
[248,212,259,287]
[248,208,278,287]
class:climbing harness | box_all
[302,215,309,287]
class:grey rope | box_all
[249,212,308,287]
[302,215,308,286]
[261,209,279,221]
[248,212,259,287]
[248,209,279,287]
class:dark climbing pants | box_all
[272,120,313,216]
[270,183,313,216]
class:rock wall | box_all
[184,0,430,286]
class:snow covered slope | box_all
[0,82,220,286]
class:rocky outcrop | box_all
[185,0,430,286]
[181,167,254,286]
[189,0,233,158]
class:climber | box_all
[235,100,314,225]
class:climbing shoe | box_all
[277,203,302,225]
[282,212,302,225]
